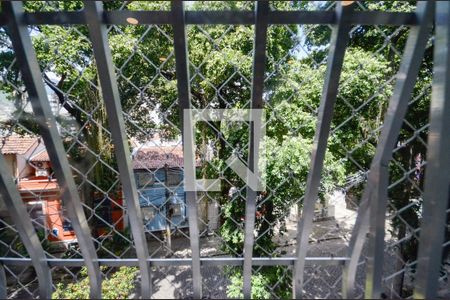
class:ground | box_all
[140,191,449,298]
[6,191,450,298]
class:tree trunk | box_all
[393,223,406,297]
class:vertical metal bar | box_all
[3,1,102,298]
[414,1,450,298]
[0,264,5,299]
[242,1,269,299]
[292,2,354,298]
[0,153,52,299]
[171,1,202,298]
[342,1,434,298]
[83,2,153,298]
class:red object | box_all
[18,178,76,242]
[18,178,126,241]
[94,191,125,237]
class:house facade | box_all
[132,143,189,232]
[1,135,46,179]
[0,135,76,242]
[0,134,215,241]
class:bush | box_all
[0,228,60,257]
[52,266,138,299]
[226,267,291,299]
[97,229,134,258]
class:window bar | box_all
[171,1,202,298]
[3,1,103,298]
[292,2,354,299]
[242,1,269,298]
[414,1,450,298]
[0,256,348,267]
[1,10,420,27]
[0,264,5,299]
[83,2,153,298]
[0,153,52,298]
[342,1,434,298]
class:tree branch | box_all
[43,73,83,126]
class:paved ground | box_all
[142,209,358,299]
[142,191,450,298]
[6,191,450,298]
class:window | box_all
[26,201,45,229]
[168,203,182,218]
[135,172,154,188]
[166,168,182,186]
[35,168,48,177]
[142,206,156,222]
[62,209,73,232]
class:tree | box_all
[0,0,431,298]
[0,1,173,248]
[303,1,434,296]
[0,1,301,285]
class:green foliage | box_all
[300,1,432,273]
[97,229,134,258]
[0,1,435,297]
[24,1,83,12]
[265,136,345,203]
[219,201,245,254]
[226,267,291,299]
[227,272,271,299]
[0,228,60,257]
[52,266,138,299]
[0,228,28,257]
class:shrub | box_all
[52,266,138,299]
[226,267,291,299]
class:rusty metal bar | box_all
[171,1,202,298]
[7,10,418,26]
[242,1,270,299]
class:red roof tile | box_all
[133,145,184,169]
[1,135,40,155]
[132,144,200,169]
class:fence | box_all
[0,0,449,299]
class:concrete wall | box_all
[18,142,46,179]
[3,154,16,178]
[16,154,33,178]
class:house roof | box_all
[30,150,50,162]
[132,144,199,170]
[0,135,40,155]
[133,145,184,169]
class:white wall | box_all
[3,154,16,178]
[18,142,46,179]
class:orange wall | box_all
[19,180,76,242]
[19,180,125,241]
[43,199,76,242]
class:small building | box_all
[0,135,76,243]
[18,178,76,243]
[132,143,189,232]
[1,135,46,179]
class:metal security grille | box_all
[0,1,448,299]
